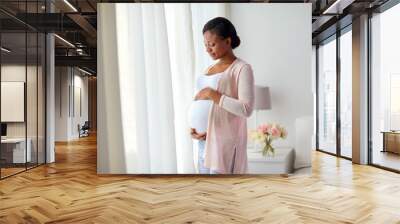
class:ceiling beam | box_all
[322,0,356,14]
[55,55,96,69]
[312,15,335,33]
[67,13,97,39]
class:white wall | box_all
[1,65,40,137]
[55,67,69,141]
[1,66,26,139]
[75,72,89,133]
[230,4,313,166]
[55,67,89,141]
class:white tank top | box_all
[188,73,222,134]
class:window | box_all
[340,28,352,158]
[318,36,337,154]
[390,74,400,130]
[371,2,400,171]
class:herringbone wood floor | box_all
[1,134,400,223]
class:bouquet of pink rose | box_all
[250,123,287,156]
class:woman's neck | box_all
[218,53,236,65]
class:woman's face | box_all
[203,30,231,60]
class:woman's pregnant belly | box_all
[188,100,212,134]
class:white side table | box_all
[247,147,295,174]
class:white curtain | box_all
[99,3,228,174]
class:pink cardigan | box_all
[204,58,255,174]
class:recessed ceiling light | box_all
[322,0,354,15]
[1,47,11,53]
[77,67,93,76]
[63,0,78,12]
[54,34,75,48]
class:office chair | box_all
[79,121,90,138]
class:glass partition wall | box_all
[0,2,46,179]
[0,30,27,177]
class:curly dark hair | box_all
[202,17,241,49]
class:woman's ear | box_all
[225,37,232,47]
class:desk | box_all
[1,138,31,163]
[247,147,295,174]
[382,131,400,154]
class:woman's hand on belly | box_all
[195,87,222,104]
[190,128,207,140]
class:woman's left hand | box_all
[195,87,222,104]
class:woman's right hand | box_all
[190,128,206,140]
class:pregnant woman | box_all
[189,17,255,174]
